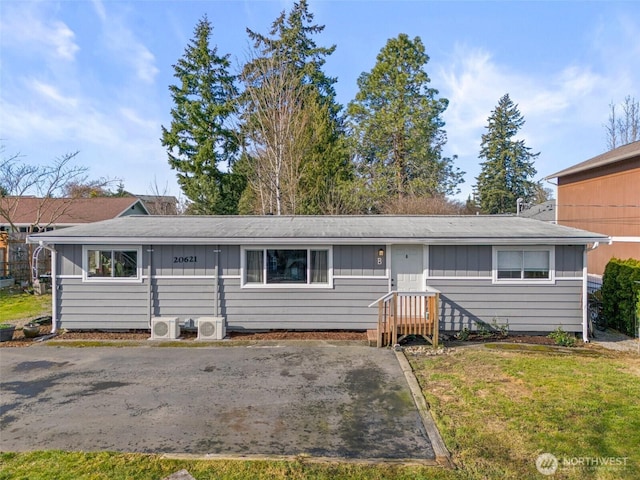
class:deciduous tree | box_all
[240,0,351,214]
[605,96,639,150]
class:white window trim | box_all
[82,245,143,283]
[492,246,555,285]
[240,245,333,289]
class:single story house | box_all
[27,215,609,342]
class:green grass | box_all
[411,345,640,479]
[1,345,639,479]
[0,290,51,323]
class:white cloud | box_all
[0,5,79,61]
[29,79,79,108]
[434,44,611,197]
[91,1,159,83]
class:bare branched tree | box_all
[240,54,314,215]
[381,194,470,215]
[606,96,639,150]
[0,151,89,232]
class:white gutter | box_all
[38,241,58,334]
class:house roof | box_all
[27,215,609,245]
[1,196,149,227]
[519,200,556,222]
[545,140,640,179]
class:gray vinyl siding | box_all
[428,245,584,278]
[58,244,83,276]
[53,243,387,330]
[52,242,585,332]
[429,279,583,333]
[56,278,150,329]
[152,278,216,318]
[333,245,386,276]
[220,277,388,330]
[429,245,491,277]
[555,245,583,277]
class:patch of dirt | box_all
[0,328,368,347]
[2,326,590,349]
[401,333,565,347]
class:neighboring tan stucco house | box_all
[544,140,640,276]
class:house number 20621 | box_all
[173,256,197,263]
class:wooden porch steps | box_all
[369,290,441,348]
[366,329,378,347]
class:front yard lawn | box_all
[0,290,51,323]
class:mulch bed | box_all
[0,328,368,347]
[1,326,580,348]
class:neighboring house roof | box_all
[134,195,178,215]
[544,140,640,179]
[519,200,556,222]
[27,215,609,245]
[1,196,149,227]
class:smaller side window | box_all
[85,247,140,281]
[495,248,552,282]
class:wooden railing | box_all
[369,288,440,348]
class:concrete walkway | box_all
[0,343,440,463]
[591,328,640,353]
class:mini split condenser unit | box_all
[197,317,226,340]
[150,317,181,340]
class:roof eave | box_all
[27,235,610,246]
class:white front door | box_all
[391,245,424,291]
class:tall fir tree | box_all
[474,94,540,214]
[347,34,463,212]
[240,0,352,214]
[161,16,243,215]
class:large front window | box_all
[494,247,553,282]
[84,247,140,281]
[244,248,330,286]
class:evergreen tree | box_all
[347,34,463,212]
[475,94,540,214]
[161,16,242,215]
[240,0,352,214]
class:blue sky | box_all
[1,0,639,201]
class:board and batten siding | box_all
[333,245,386,276]
[427,244,584,332]
[429,245,492,277]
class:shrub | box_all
[548,327,576,347]
[601,258,640,337]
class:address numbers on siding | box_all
[173,256,197,263]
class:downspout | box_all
[582,242,600,342]
[147,247,153,327]
[38,241,58,334]
[214,246,221,318]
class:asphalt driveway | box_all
[0,343,435,461]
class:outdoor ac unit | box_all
[150,317,180,340]
[197,317,226,340]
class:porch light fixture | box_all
[378,248,385,257]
